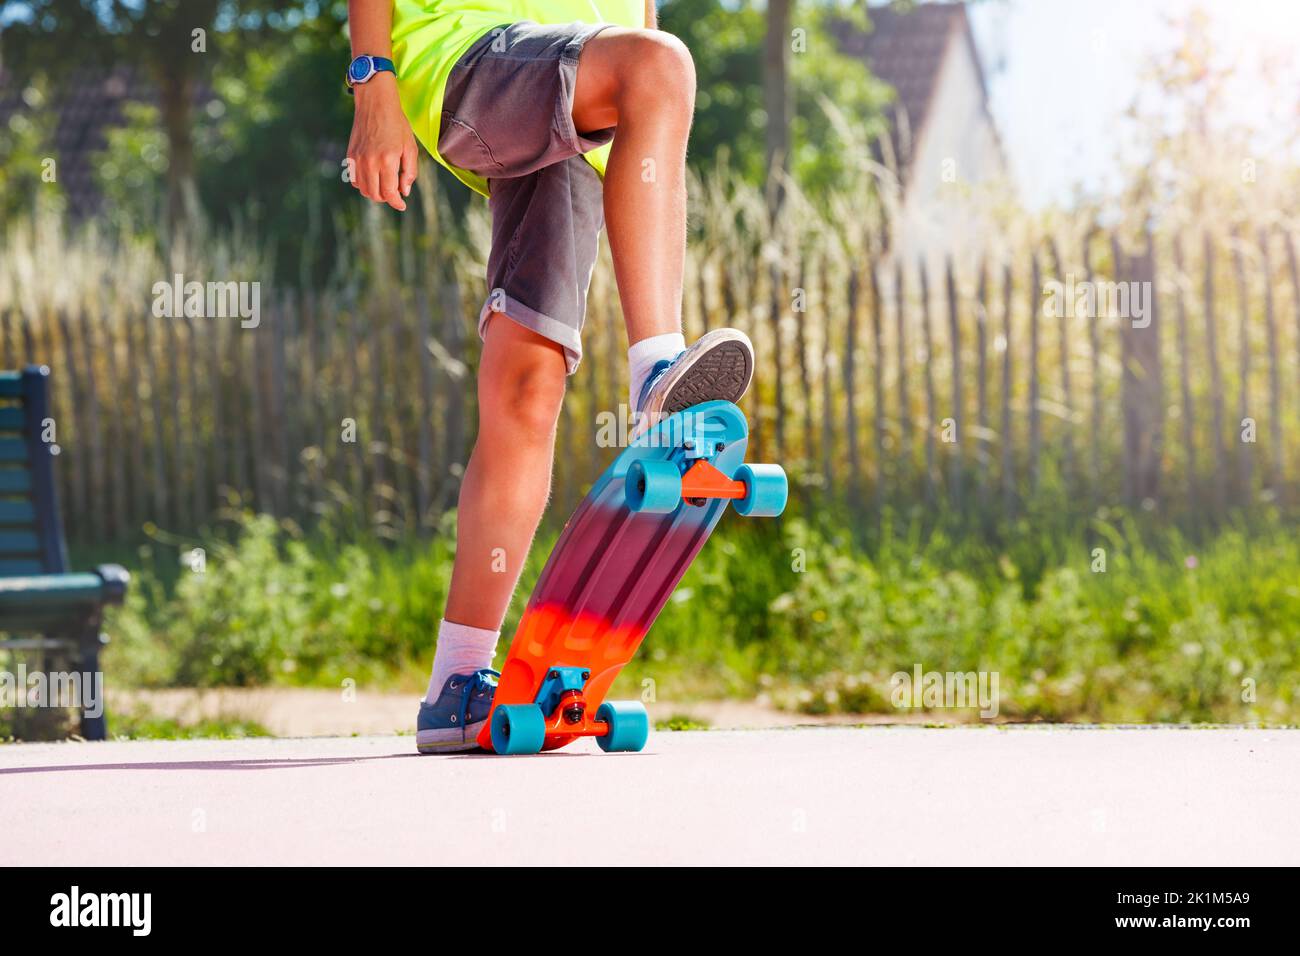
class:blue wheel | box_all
[595,700,650,753]
[625,459,682,514]
[490,704,546,755]
[734,463,788,517]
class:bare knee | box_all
[621,31,695,112]
[479,357,566,440]
[576,28,696,132]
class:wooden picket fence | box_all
[2,205,1300,546]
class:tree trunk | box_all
[763,0,791,214]
[158,68,198,234]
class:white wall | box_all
[891,27,1010,276]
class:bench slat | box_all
[0,373,21,398]
[0,438,29,463]
[0,468,32,494]
[0,559,43,576]
[0,407,23,431]
[0,501,36,524]
[0,572,105,604]
[0,530,40,555]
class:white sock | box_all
[628,332,685,414]
[424,619,500,703]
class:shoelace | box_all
[451,668,500,724]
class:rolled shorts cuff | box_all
[478,294,583,375]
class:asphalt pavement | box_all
[4,726,1296,865]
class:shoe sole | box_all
[416,720,487,754]
[647,329,754,420]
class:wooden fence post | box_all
[795,256,814,469]
[439,275,467,512]
[768,250,786,462]
[1082,230,1103,506]
[1285,230,1300,510]
[844,260,861,513]
[869,257,886,516]
[162,310,189,529]
[944,256,962,510]
[414,289,436,530]
[1258,229,1282,501]
[1230,230,1252,503]
[0,308,13,368]
[185,314,207,526]
[56,311,86,541]
[100,306,129,539]
[123,303,148,526]
[696,248,712,336]
[893,260,909,481]
[1028,250,1041,496]
[1172,237,1198,515]
[1202,231,1227,514]
[918,258,936,504]
[1000,263,1015,516]
[1117,232,1164,506]
[974,259,989,507]
[77,310,106,544]
[819,261,837,503]
[1050,239,1074,495]
[276,297,298,521]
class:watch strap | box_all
[347,55,397,95]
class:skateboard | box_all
[479,400,787,754]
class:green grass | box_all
[96,507,1300,725]
[108,706,272,741]
[0,699,271,742]
[655,714,713,732]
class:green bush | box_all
[105,509,1300,724]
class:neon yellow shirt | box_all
[392,0,645,196]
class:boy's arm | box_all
[346,0,418,211]
[645,0,657,29]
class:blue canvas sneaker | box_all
[416,668,499,754]
[635,328,754,433]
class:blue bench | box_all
[0,366,129,739]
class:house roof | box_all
[0,66,157,217]
[834,2,994,179]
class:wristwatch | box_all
[346,55,396,94]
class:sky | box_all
[962,0,1300,208]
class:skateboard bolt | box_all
[549,670,559,680]
[582,671,590,680]
[560,689,585,724]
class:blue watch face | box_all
[349,57,372,83]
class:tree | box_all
[197,2,365,285]
[661,0,889,202]
[1,0,293,231]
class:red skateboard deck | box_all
[479,400,786,754]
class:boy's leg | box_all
[572,29,754,420]
[444,315,567,632]
[416,313,567,752]
[422,313,566,701]
[570,28,694,346]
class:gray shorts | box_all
[438,21,615,374]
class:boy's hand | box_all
[346,73,418,211]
